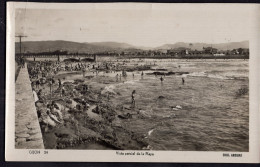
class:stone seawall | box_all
[15,64,44,149]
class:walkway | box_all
[15,64,44,149]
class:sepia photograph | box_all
[6,2,260,162]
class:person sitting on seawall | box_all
[35,79,40,89]
[37,89,45,102]
[32,88,39,104]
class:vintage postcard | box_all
[5,2,260,162]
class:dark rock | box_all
[118,113,132,119]
[64,58,80,62]
[153,69,168,71]
[146,71,189,76]
[65,99,72,104]
[73,79,84,84]
[63,82,73,85]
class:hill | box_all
[15,40,138,54]
[156,41,249,51]
[88,42,134,49]
[15,40,249,54]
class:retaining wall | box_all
[15,64,44,149]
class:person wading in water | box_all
[160,76,164,82]
[131,90,136,108]
[82,68,86,78]
[58,78,62,89]
[141,71,144,79]
[116,74,119,82]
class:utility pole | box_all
[227,38,230,53]
[15,35,27,58]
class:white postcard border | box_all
[5,2,260,163]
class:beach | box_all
[27,58,249,151]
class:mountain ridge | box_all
[15,40,249,54]
[156,41,249,51]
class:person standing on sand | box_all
[82,68,86,78]
[182,78,185,85]
[132,90,136,107]
[61,85,65,97]
[49,77,54,95]
[116,74,119,82]
[107,92,110,101]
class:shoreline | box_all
[29,60,151,150]
[24,58,249,151]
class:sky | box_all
[15,4,253,47]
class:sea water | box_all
[65,59,249,151]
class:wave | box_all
[139,110,152,117]
[148,129,154,136]
[101,85,116,94]
[123,80,138,84]
[101,78,141,95]
[184,71,247,80]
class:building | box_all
[213,53,225,56]
[167,47,190,55]
[231,49,239,55]
[237,48,249,55]
[203,47,218,54]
